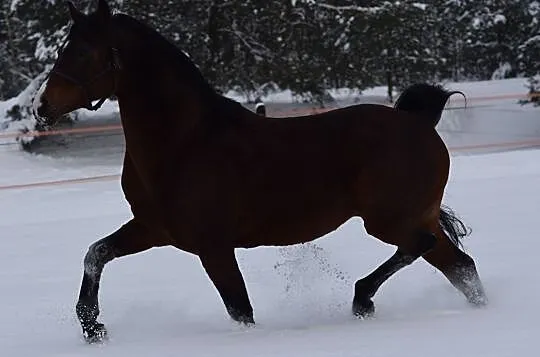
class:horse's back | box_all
[247,103,444,173]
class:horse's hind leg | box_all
[352,230,437,318]
[199,248,254,325]
[422,228,487,306]
[76,219,170,343]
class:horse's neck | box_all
[113,39,216,189]
[114,44,212,143]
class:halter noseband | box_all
[51,43,121,112]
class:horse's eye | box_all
[76,49,87,59]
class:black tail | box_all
[439,205,471,249]
[394,83,466,127]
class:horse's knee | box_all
[84,239,115,277]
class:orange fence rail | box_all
[0,174,119,191]
[1,137,540,192]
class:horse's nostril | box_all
[36,98,49,117]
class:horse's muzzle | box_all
[33,95,59,126]
[35,97,49,119]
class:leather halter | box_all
[51,39,121,111]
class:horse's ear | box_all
[67,1,84,23]
[96,0,112,23]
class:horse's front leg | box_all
[199,248,254,324]
[76,219,169,343]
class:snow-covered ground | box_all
[0,78,539,356]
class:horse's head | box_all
[34,0,118,126]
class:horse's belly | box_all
[235,201,356,248]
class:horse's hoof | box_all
[235,320,256,330]
[227,306,255,326]
[83,322,108,344]
[233,314,255,326]
[468,294,488,307]
[352,299,375,319]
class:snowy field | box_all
[0,78,539,356]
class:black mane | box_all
[112,13,217,98]
[110,13,246,125]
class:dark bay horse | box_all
[34,0,487,343]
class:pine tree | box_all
[517,1,540,106]
[1,0,539,104]
[359,1,441,101]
